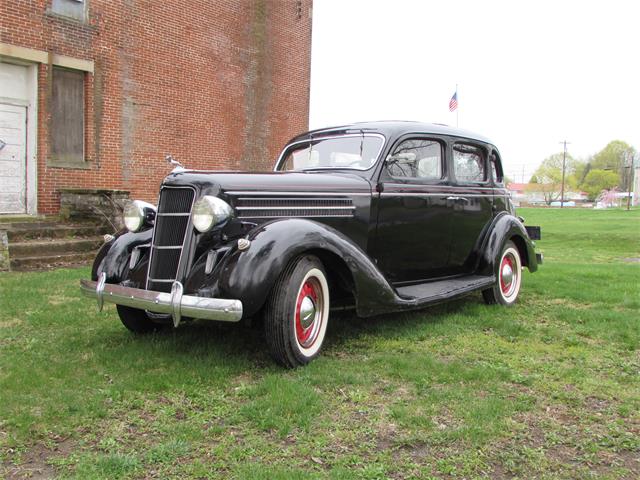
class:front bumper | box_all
[80,274,243,326]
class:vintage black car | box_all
[81,121,542,367]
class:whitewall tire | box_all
[482,240,522,306]
[264,255,330,367]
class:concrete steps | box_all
[2,223,108,242]
[9,237,104,257]
[0,217,112,271]
[10,252,99,270]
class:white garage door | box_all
[0,103,27,214]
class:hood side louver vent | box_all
[234,197,355,219]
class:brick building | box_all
[0,0,313,215]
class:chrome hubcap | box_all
[299,296,316,329]
[295,278,323,348]
[501,263,513,288]
[499,252,519,298]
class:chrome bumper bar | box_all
[80,273,243,326]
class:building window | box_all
[51,0,86,22]
[51,67,85,166]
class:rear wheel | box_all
[264,255,329,368]
[482,240,522,306]
[116,305,166,333]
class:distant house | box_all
[506,183,545,205]
[596,190,635,209]
[507,183,588,206]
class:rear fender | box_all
[478,212,538,275]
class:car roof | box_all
[287,120,496,147]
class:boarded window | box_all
[51,67,84,165]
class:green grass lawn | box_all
[1,208,638,479]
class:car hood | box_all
[162,170,373,197]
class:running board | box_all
[395,275,495,306]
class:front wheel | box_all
[264,255,330,368]
[482,240,522,306]
[116,305,167,333]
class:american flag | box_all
[449,91,458,112]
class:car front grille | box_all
[234,197,355,218]
[146,187,195,293]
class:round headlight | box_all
[123,200,156,232]
[192,196,233,232]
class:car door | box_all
[373,136,455,283]
[447,142,495,273]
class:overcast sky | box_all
[309,0,639,182]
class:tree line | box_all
[527,140,636,204]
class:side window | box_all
[453,144,486,183]
[490,151,504,185]
[385,139,442,181]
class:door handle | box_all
[446,196,470,203]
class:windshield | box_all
[278,135,384,171]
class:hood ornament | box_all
[165,154,185,172]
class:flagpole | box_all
[456,84,459,127]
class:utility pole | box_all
[625,151,633,211]
[634,154,639,208]
[559,140,570,208]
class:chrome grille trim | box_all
[225,191,370,196]
[235,206,355,211]
[234,196,355,219]
[146,186,196,293]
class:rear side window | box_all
[490,151,504,185]
[453,144,486,183]
[385,139,443,181]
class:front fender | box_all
[478,213,538,275]
[216,219,400,318]
[93,229,153,282]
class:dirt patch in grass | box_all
[0,319,21,329]
[617,449,640,475]
[47,295,80,306]
[3,437,75,480]
[544,297,595,309]
[375,421,400,451]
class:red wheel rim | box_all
[295,278,322,348]
[500,255,515,295]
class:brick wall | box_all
[1,0,312,213]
